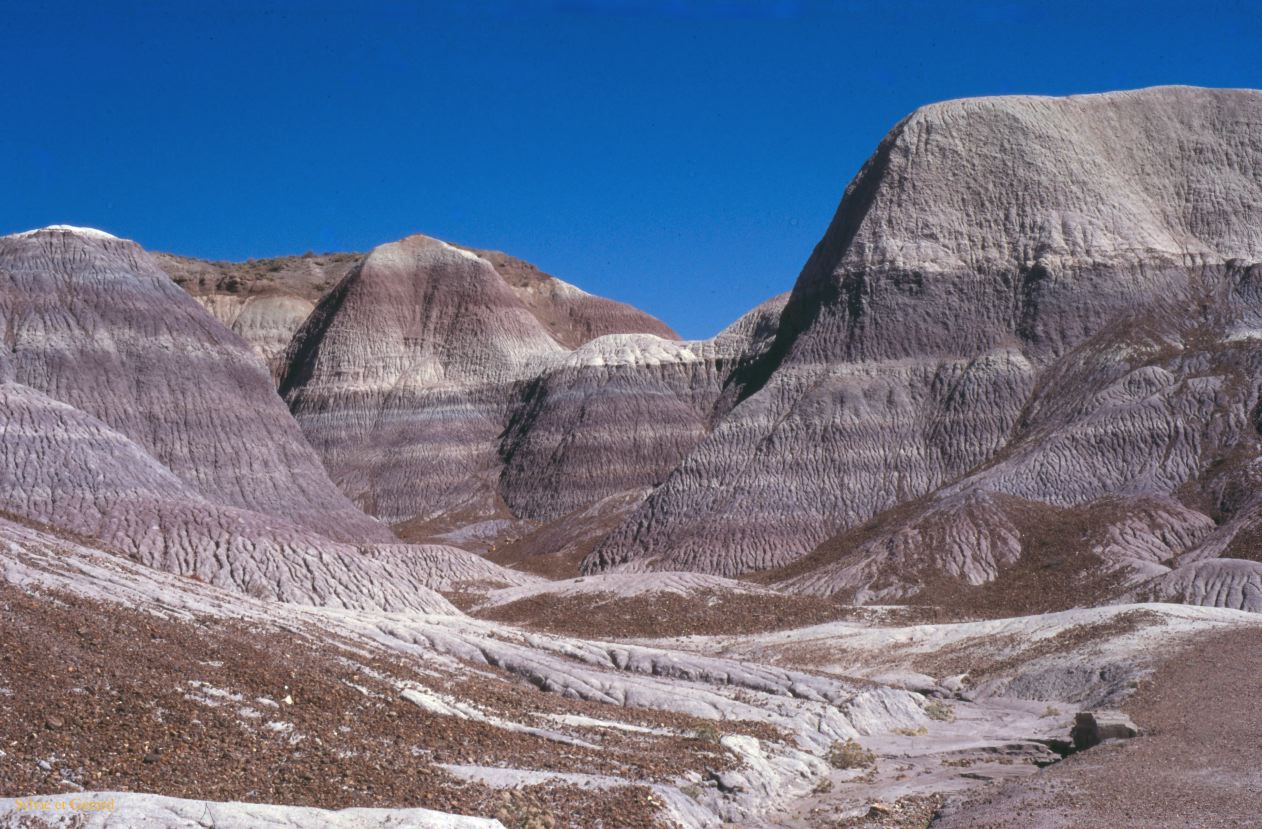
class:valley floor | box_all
[1,517,1259,828]
[930,625,1262,829]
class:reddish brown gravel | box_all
[930,624,1262,829]
[0,583,696,827]
[470,588,918,639]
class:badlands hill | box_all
[584,86,1262,614]
[161,244,675,378]
[5,85,1262,829]
[154,87,1262,615]
[273,234,776,565]
[201,87,1262,615]
[0,225,525,612]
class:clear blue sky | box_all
[3,1,1258,337]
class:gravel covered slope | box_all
[929,625,1262,829]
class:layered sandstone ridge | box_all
[586,86,1262,612]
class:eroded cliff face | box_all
[0,226,497,611]
[0,226,386,542]
[277,234,772,537]
[156,251,362,378]
[585,86,1262,611]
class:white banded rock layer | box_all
[494,301,787,524]
[498,335,733,521]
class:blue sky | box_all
[3,1,1259,337]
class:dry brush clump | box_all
[827,738,876,770]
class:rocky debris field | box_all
[5,509,1260,828]
[0,583,673,827]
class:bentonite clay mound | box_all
[583,86,1262,613]
[0,226,386,544]
[0,226,490,612]
[276,233,780,539]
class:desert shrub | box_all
[827,738,875,769]
[925,700,955,721]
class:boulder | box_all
[1071,710,1139,750]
